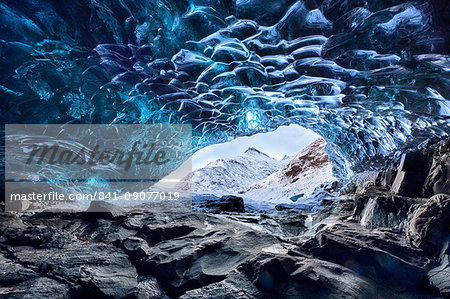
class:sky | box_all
[192,124,320,170]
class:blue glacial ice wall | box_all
[0,0,449,177]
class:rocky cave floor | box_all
[0,137,449,299]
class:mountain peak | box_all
[243,147,269,157]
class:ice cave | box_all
[0,0,449,298]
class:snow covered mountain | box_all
[189,147,286,196]
[243,138,335,204]
[189,138,335,204]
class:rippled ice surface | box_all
[0,0,449,176]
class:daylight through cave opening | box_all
[191,124,338,205]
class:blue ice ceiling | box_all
[0,0,449,176]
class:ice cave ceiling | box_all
[0,0,449,176]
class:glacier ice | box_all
[0,0,449,177]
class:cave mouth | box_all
[190,124,337,207]
[192,124,321,170]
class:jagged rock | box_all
[239,253,377,298]
[0,277,71,299]
[1,225,73,249]
[10,243,138,298]
[340,180,357,195]
[352,194,418,231]
[300,222,435,292]
[136,212,279,297]
[374,136,449,198]
[137,276,170,299]
[407,194,450,255]
[137,224,197,246]
[121,237,151,263]
[428,238,450,297]
[274,211,308,235]
[182,252,379,298]
[423,141,450,197]
[0,254,38,285]
[391,152,430,198]
[375,167,397,189]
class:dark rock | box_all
[392,171,428,197]
[352,194,418,231]
[0,277,71,299]
[5,198,30,212]
[239,253,377,298]
[11,243,139,298]
[375,167,397,189]
[137,212,279,298]
[407,194,450,255]
[121,237,151,263]
[428,238,450,297]
[1,225,73,249]
[422,141,450,197]
[428,258,450,297]
[278,212,308,235]
[274,204,292,211]
[0,254,38,285]
[374,136,449,198]
[317,180,339,193]
[300,222,435,292]
[137,276,170,299]
[340,180,357,195]
[194,195,245,213]
[182,251,380,298]
[137,224,196,246]
[391,152,430,197]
